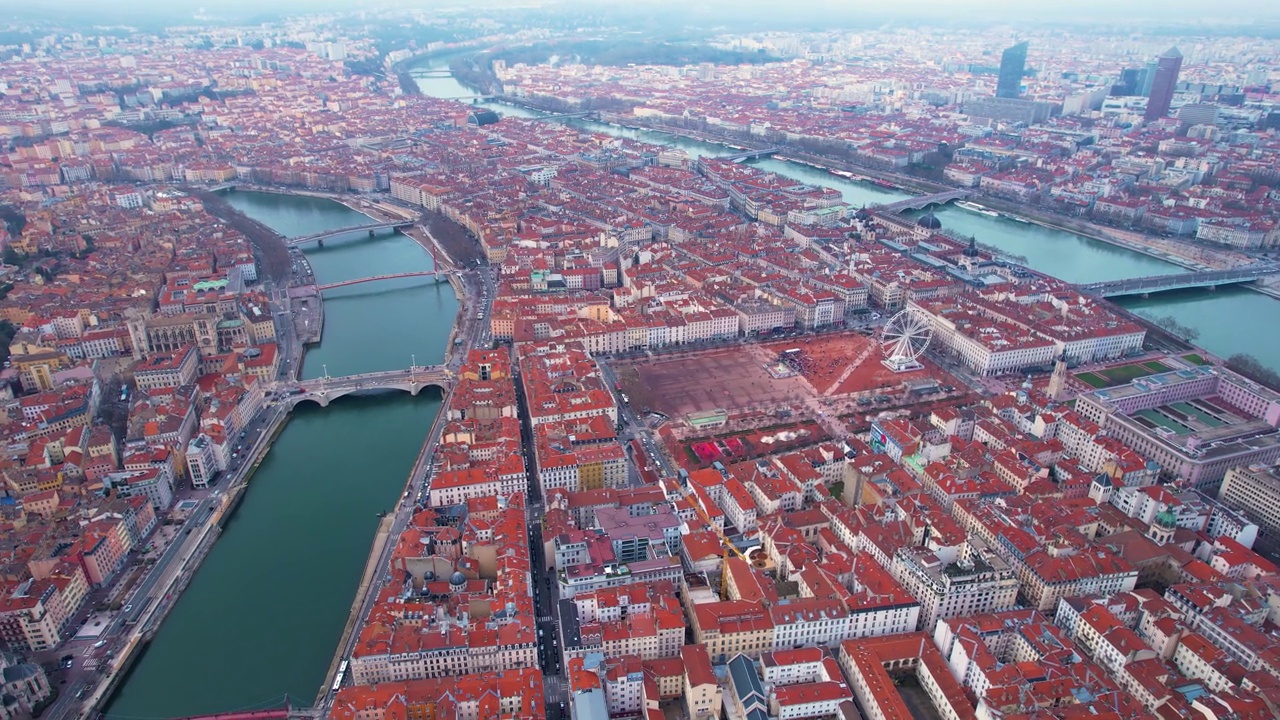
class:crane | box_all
[679,483,750,598]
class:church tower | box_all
[1047,354,1069,401]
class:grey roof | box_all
[2,662,40,683]
[727,654,767,713]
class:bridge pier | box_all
[317,239,324,248]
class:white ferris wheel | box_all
[880,308,933,372]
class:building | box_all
[0,652,51,718]
[997,41,1028,99]
[890,539,1019,632]
[185,433,223,490]
[103,467,175,511]
[1144,47,1184,122]
[1218,463,1280,549]
[682,645,723,720]
[133,346,199,391]
[839,634,976,720]
[963,96,1054,125]
[1075,365,1280,490]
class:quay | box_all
[78,400,295,720]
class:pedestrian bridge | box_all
[873,189,973,214]
[317,270,448,291]
[159,696,323,720]
[272,366,454,407]
[1077,264,1278,298]
[286,221,414,248]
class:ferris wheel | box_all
[881,308,933,372]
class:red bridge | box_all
[317,270,446,291]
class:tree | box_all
[1148,315,1200,342]
[1225,354,1280,392]
[0,320,16,364]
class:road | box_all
[53,245,315,720]
[51,398,292,720]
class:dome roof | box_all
[1155,509,1178,529]
[917,212,942,229]
[449,571,467,586]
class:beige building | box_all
[1218,463,1280,548]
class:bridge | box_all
[1078,265,1279,298]
[317,270,448,291]
[273,365,454,407]
[154,696,323,720]
[409,69,454,78]
[286,221,414,248]
[531,110,600,123]
[873,189,973,214]
[722,147,782,162]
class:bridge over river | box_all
[271,365,454,407]
[285,221,414,247]
[872,189,973,213]
[1078,264,1279,298]
[316,270,449,291]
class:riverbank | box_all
[106,190,457,718]
[89,403,292,719]
[566,109,1253,273]
[193,188,293,283]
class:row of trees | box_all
[1226,354,1280,392]
[1149,314,1201,342]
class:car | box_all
[122,604,133,614]
[94,639,107,648]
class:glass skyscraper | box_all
[996,41,1028,99]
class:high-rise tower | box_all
[997,41,1028,99]
[1144,47,1183,122]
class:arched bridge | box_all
[1078,264,1278,298]
[286,221,414,248]
[273,366,454,407]
[318,270,449,291]
[873,189,973,213]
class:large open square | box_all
[613,331,967,430]
[615,345,814,418]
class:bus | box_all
[331,660,349,693]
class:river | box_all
[105,194,458,717]
[411,58,1280,372]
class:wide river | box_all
[105,195,458,716]
[419,60,1280,372]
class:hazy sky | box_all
[9,0,1280,24]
